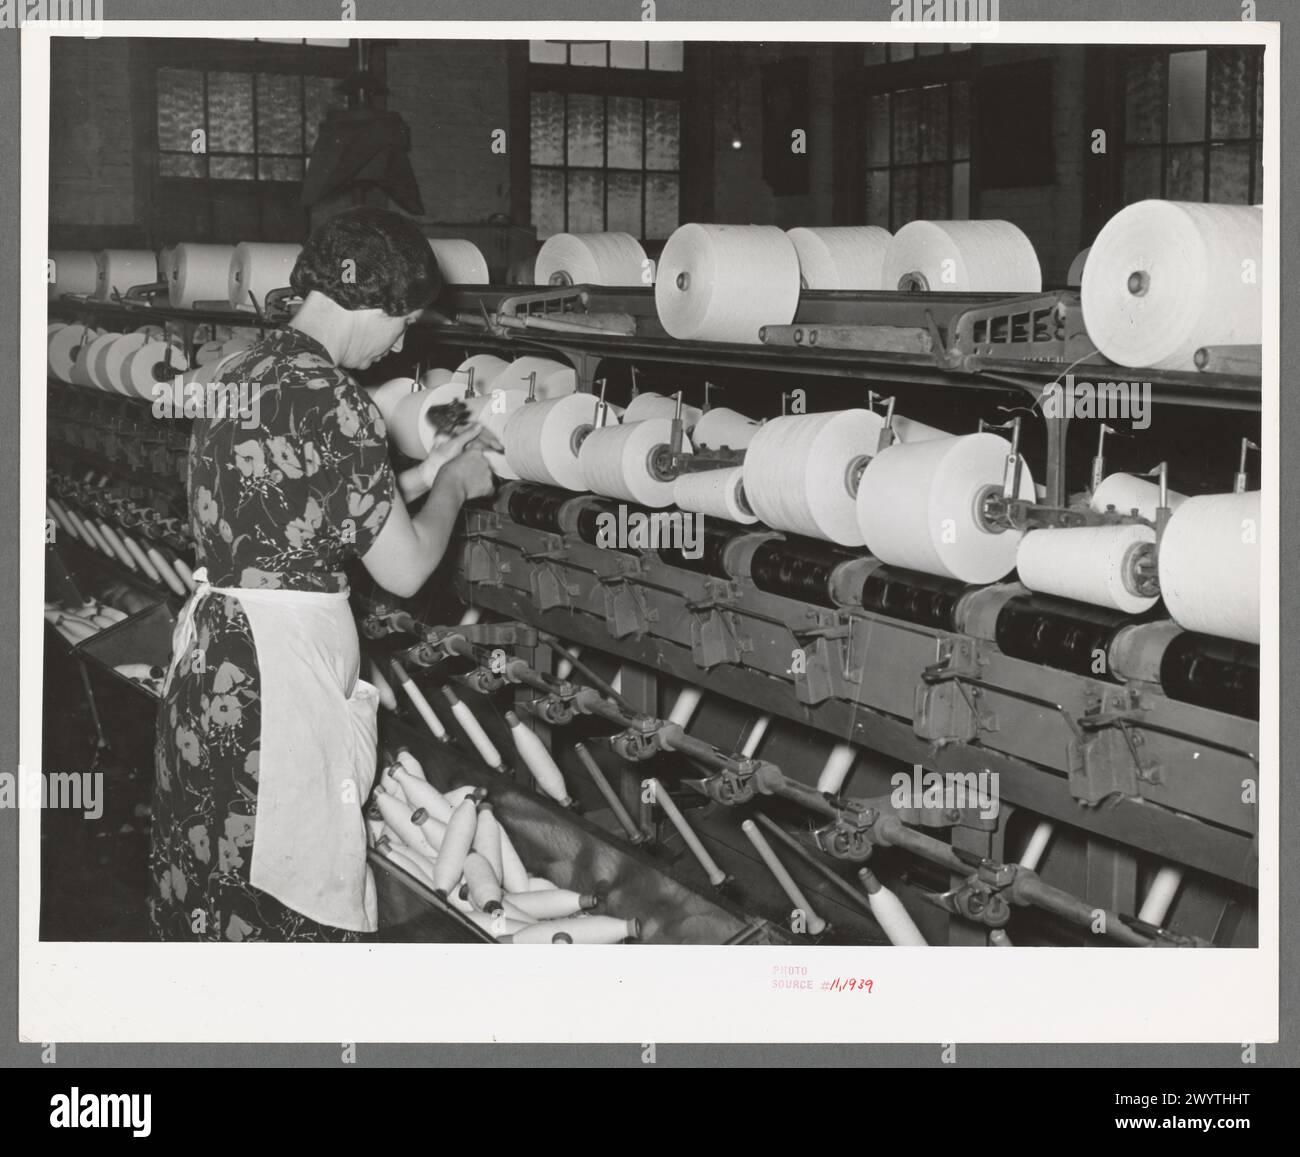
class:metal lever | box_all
[1234,437,1259,494]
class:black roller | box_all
[656,519,740,578]
[861,566,966,632]
[996,595,1158,682]
[750,536,861,608]
[507,483,570,533]
[574,499,647,551]
[1160,632,1259,720]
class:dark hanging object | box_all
[300,107,424,214]
[761,58,811,197]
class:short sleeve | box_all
[302,372,397,560]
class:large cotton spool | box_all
[84,331,126,391]
[227,242,302,310]
[456,354,509,395]
[491,356,576,400]
[579,418,691,508]
[156,246,175,281]
[48,250,99,299]
[426,238,490,285]
[68,332,102,388]
[95,249,157,300]
[99,332,148,394]
[856,433,1037,583]
[389,387,449,459]
[1067,246,1090,288]
[168,243,235,308]
[1016,524,1158,614]
[1091,472,1187,523]
[504,393,609,490]
[672,467,756,525]
[463,388,528,479]
[692,406,760,449]
[1081,201,1262,370]
[656,224,801,344]
[120,340,189,401]
[743,410,884,546]
[48,323,97,382]
[1157,491,1260,645]
[622,391,702,429]
[883,220,1042,293]
[534,232,648,286]
[787,226,892,290]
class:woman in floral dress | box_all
[148,208,494,942]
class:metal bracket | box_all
[601,576,655,638]
[914,638,997,743]
[688,606,747,669]
[812,802,879,862]
[1067,691,1162,807]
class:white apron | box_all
[163,567,380,933]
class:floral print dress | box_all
[148,329,395,942]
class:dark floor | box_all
[41,637,155,941]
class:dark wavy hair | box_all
[291,207,441,316]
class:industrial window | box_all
[862,78,973,230]
[1121,46,1264,205]
[528,40,684,241]
[155,50,347,182]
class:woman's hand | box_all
[418,423,500,492]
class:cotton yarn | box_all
[83,331,125,391]
[427,238,490,285]
[1016,523,1158,614]
[464,388,529,479]
[1067,246,1090,288]
[504,393,610,490]
[622,391,703,429]
[856,433,1037,583]
[456,354,509,395]
[1081,201,1262,370]
[168,243,235,308]
[120,339,190,401]
[672,467,756,524]
[743,410,886,546]
[883,220,1042,293]
[99,332,148,394]
[1091,472,1187,523]
[227,242,302,310]
[48,323,98,383]
[579,418,691,508]
[95,249,157,300]
[655,224,800,344]
[787,226,892,290]
[691,406,760,450]
[1157,491,1260,644]
[491,356,576,400]
[534,232,648,286]
[48,250,99,299]
[389,388,448,459]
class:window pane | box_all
[567,169,605,233]
[530,40,567,65]
[303,76,341,154]
[607,96,644,169]
[610,41,646,69]
[566,94,605,167]
[1125,52,1165,144]
[157,68,204,151]
[892,166,918,230]
[918,42,944,57]
[645,173,678,240]
[259,157,303,181]
[648,42,684,71]
[1165,143,1204,199]
[920,164,949,219]
[1210,48,1252,138]
[1209,142,1251,202]
[952,80,971,159]
[866,169,890,228]
[607,171,643,236]
[160,153,205,178]
[210,155,256,180]
[866,93,890,167]
[1123,146,1162,203]
[646,99,679,171]
[532,168,565,239]
[952,161,971,219]
[570,42,608,68]
[1167,50,1207,144]
[207,72,254,153]
[531,91,564,165]
[890,44,915,63]
[257,73,302,155]
[893,88,920,164]
[863,44,887,67]
[919,84,949,162]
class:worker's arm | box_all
[362,426,496,597]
